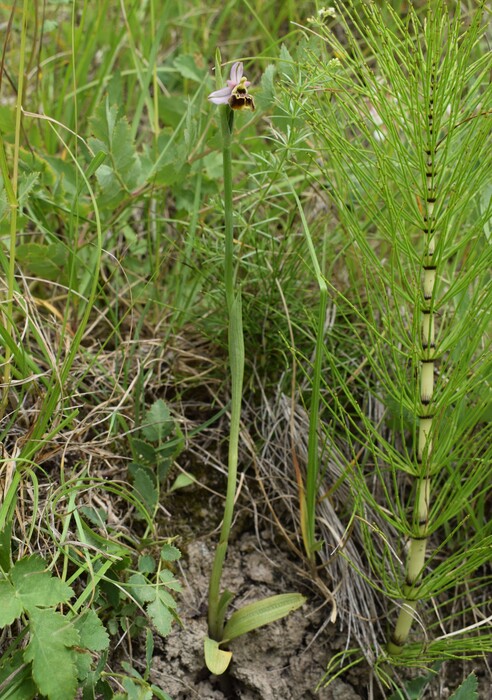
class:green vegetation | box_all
[0,1,490,698]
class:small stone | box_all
[245,552,274,584]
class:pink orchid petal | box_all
[208,86,233,103]
[208,95,230,104]
[229,61,243,85]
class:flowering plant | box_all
[208,61,255,111]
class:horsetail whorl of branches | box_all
[387,50,440,660]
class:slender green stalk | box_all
[290,186,327,567]
[207,101,245,641]
[0,0,29,415]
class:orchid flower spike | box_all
[208,61,255,111]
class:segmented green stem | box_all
[388,62,439,655]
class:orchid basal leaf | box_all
[204,637,233,675]
[222,593,306,643]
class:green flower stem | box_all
[207,105,245,641]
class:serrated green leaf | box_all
[449,673,478,700]
[131,438,156,465]
[138,555,156,574]
[256,64,276,111]
[16,242,67,281]
[160,544,181,562]
[24,608,79,700]
[127,573,155,604]
[75,650,92,683]
[147,593,173,636]
[133,468,158,511]
[159,569,182,592]
[92,163,121,201]
[79,506,107,527]
[2,556,73,618]
[18,173,40,206]
[0,579,23,626]
[142,400,173,443]
[203,637,232,675]
[89,98,142,194]
[279,44,295,80]
[75,609,109,652]
[222,593,305,643]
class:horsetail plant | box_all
[275,0,492,684]
[204,52,305,675]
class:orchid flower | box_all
[208,61,255,111]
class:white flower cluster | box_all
[307,6,336,24]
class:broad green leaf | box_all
[89,98,142,194]
[0,556,73,624]
[203,637,232,675]
[74,609,109,652]
[449,674,478,700]
[75,651,93,684]
[138,555,156,574]
[147,590,176,636]
[222,593,306,643]
[127,573,155,604]
[16,242,67,281]
[25,608,79,700]
[142,400,173,443]
[133,468,158,511]
[256,63,276,111]
[18,173,40,206]
[0,578,23,626]
[279,43,295,80]
[131,438,156,465]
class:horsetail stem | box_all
[388,60,440,655]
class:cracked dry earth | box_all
[148,533,364,700]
